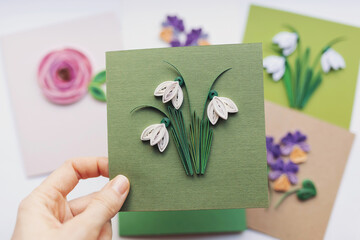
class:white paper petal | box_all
[157,129,169,152]
[321,52,331,73]
[154,81,173,96]
[207,101,219,125]
[272,32,298,50]
[329,52,341,70]
[162,82,179,103]
[218,97,238,113]
[321,48,345,73]
[150,123,166,146]
[212,97,228,120]
[272,65,285,81]
[171,87,183,109]
[282,43,297,56]
[141,124,161,141]
[263,56,285,74]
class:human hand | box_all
[12,157,129,240]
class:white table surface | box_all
[0,0,359,239]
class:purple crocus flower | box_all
[164,16,185,32]
[269,158,299,184]
[280,130,310,155]
[266,136,281,165]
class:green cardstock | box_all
[119,209,246,236]
[107,43,268,213]
[243,5,360,129]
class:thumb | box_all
[66,175,130,236]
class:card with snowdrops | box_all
[247,101,354,240]
[106,43,269,212]
[244,5,360,129]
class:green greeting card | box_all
[243,5,360,129]
[106,44,268,235]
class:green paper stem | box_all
[168,106,194,176]
[202,68,232,119]
[130,105,169,119]
[283,60,294,107]
[274,188,299,209]
[275,179,317,209]
[164,61,192,116]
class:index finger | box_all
[36,157,109,197]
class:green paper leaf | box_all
[92,70,106,83]
[297,179,317,200]
[88,83,106,102]
[283,61,294,107]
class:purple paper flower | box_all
[163,16,185,32]
[266,136,281,165]
[280,130,310,155]
[160,15,209,47]
[269,158,299,184]
[185,28,203,46]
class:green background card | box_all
[107,43,268,212]
[119,209,246,236]
[243,5,360,129]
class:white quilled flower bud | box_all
[272,31,298,56]
[263,55,286,81]
[321,48,346,73]
[140,123,169,152]
[154,80,183,109]
[207,96,238,125]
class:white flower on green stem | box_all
[263,56,286,81]
[154,79,183,109]
[321,48,346,73]
[273,32,298,56]
[207,93,238,125]
[140,123,169,152]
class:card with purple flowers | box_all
[247,101,354,240]
[0,14,122,176]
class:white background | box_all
[0,0,359,239]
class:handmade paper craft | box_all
[243,5,360,129]
[0,13,121,176]
[133,64,238,175]
[160,15,210,47]
[37,48,106,104]
[247,101,354,240]
[107,43,268,213]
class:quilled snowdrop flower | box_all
[272,31,298,56]
[154,76,184,109]
[207,90,238,125]
[140,118,170,152]
[263,56,286,81]
[321,48,346,73]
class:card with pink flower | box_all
[0,13,122,176]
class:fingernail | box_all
[112,175,129,195]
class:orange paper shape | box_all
[290,146,308,164]
[198,39,210,46]
[273,174,291,192]
[160,27,173,43]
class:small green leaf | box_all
[88,83,106,102]
[92,70,106,84]
[297,179,317,201]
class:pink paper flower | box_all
[38,48,92,104]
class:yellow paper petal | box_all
[273,174,291,192]
[160,27,173,43]
[198,39,210,46]
[290,146,307,164]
